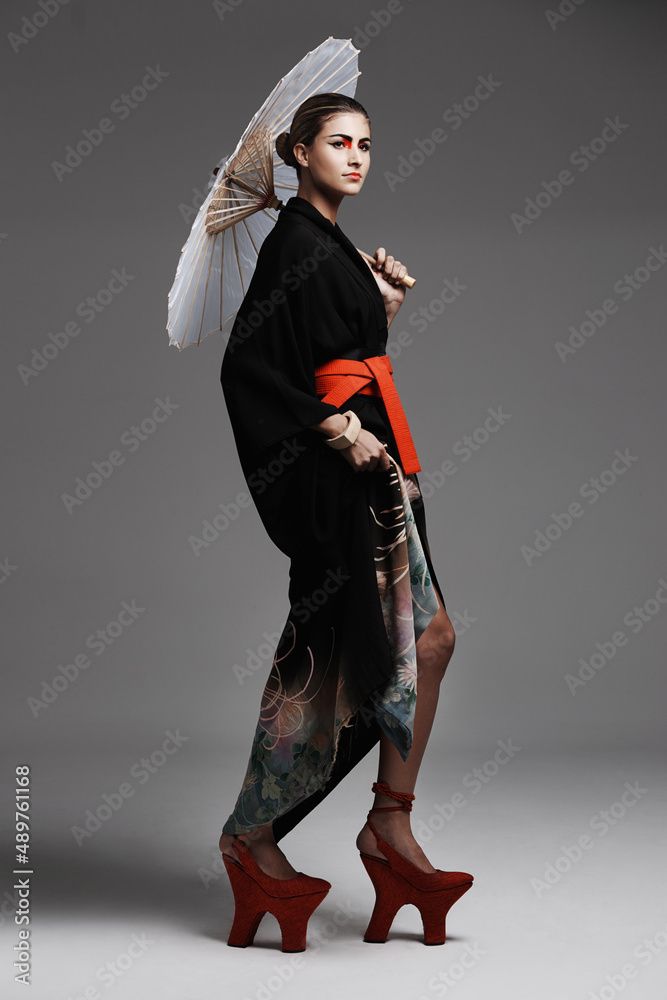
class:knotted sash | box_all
[313,354,421,474]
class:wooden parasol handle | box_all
[356,248,416,289]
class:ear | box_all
[293,143,309,169]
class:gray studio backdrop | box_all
[3,0,666,770]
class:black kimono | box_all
[220,196,445,841]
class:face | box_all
[294,112,371,197]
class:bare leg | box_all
[219,823,298,879]
[220,591,455,880]
[356,585,456,871]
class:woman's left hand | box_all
[365,247,407,327]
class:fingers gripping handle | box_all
[356,247,416,289]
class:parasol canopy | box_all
[167,36,363,351]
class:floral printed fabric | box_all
[370,459,440,755]
[222,456,440,834]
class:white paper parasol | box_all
[166,36,364,351]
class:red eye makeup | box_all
[328,133,372,149]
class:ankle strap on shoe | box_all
[369,780,415,812]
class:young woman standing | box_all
[218,93,473,952]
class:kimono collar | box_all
[281,195,340,235]
[281,196,387,315]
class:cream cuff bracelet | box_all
[324,410,362,450]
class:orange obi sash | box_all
[313,354,421,474]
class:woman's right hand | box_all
[338,428,392,473]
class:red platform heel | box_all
[359,781,473,945]
[222,837,331,952]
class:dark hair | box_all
[275,93,370,178]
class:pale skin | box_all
[220,112,457,877]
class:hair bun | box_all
[275,130,297,168]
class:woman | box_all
[218,93,473,951]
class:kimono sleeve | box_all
[220,224,342,456]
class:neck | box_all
[295,180,343,226]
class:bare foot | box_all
[355,811,437,873]
[219,831,299,880]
